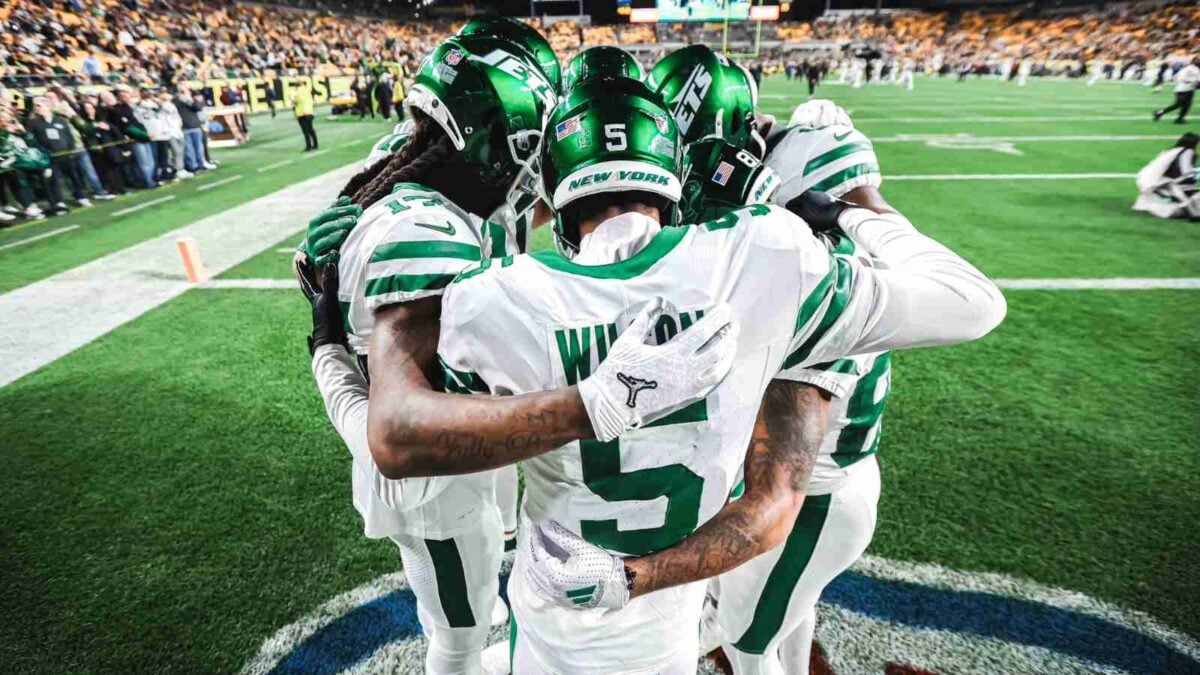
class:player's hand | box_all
[579,298,739,443]
[293,251,347,355]
[786,190,855,236]
[788,99,853,129]
[523,519,630,611]
[301,196,362,267]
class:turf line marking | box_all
[996,278,1200,290]
[890,173,1134,181]
[256,160,295,173]
[197,175,244,191]
[200,279,295,289]
[0,163,361,389]
[874,135,1177,143]
[854,115,1149,123]
[309,149,330,157]
[111,195,175,217]
[0,225,80,251]
[276,247,295,253]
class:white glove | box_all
[578,298,738,443]
[788,99,853,130]
[523,519,630,611]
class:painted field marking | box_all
[0,225,80,252]
[309,149,330,157]
[995,278,1200,290]
[196,278,1200,292]
[853,115,1149,123]
[276,247,296,253]
[874,134,1177,143]
[890,173,1134,181]
[0,163,361,389]
[197,175,244,191]
[111,195,175,217]
[256,159,295,173]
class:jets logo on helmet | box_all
[646,45,761,154]
[456,15,562,92]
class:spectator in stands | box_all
[292,80,317,152]
[174,86,207,174]
[45,89,114,201]
[0,108,48,222]
[135,89,168,184]
[107,86,154,188]
[82,51,104,83]
[26,96,86,213]
[158,89,189,180]
[1155,57,1199,124]
[80,99,127,195]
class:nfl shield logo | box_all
[712,161,734,186]
[445,49,463,66]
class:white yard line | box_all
[197,174,244,191]
[853,115,1149,123]
[111,195,175,217]
[995,278,1200,290]
[199,277,1200,292]
[200,278,296,289]
[890,173,1135,181]
[0,225,80,252]
[873,135,1177,143]
[256,159,295,173]
[0,163,361,388]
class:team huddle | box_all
[293,16,1006,675]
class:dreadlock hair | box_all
[339,110,511,216]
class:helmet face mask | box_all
[540,78,684,257]
[405,36,557,221]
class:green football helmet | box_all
[405,36,556,220]
[644,45,762,155]
[456,16,562,93]
[562,46,644,92]
[540,77,683,257]
[679,139,780,224]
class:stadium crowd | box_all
[3,0,1196,88]
[0,82,216,222]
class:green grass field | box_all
[1,77,1198,673]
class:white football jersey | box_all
[334,183,518,539]
[437,205,899,672]
[363,123,411,169]
[765,123,881,204]
[776,232,892,494]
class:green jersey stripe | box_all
[808,163,880,193]
[833,352,891,468]
[732,493,832,653]
[565,585,597,599]
[807,358,858,375]
[424,538,477,628]
[531,225,688,280]
[364,273,454,297]
[370,241,481,264]
[784,256,854,369]
[803,142,874,176]
[438,356,489,394]
[793,263,836,339]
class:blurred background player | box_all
[1134,132,1199,221]
[1155,56,1199,124]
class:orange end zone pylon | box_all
[176,237,209,283]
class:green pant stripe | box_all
[508,613,518,668]
[732,493,833,654]
[424,538,476,628]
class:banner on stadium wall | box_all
[4,73,388,114]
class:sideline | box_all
[0,163,360,388]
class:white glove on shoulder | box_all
[578,297,738,443]
[523,519,630,611]
[788,99,853,130]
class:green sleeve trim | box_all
[370,240,481,263]
[809,163,880,193]
[803,142,874,176]
[438,356,489,394]
[806,358,858,375]
[364,273,453,297]
[784,256,854,370]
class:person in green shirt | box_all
[292,81,318,152]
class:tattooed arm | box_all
[366,298,595,480]
[623,380,829,599]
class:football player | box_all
[298,36,736,675]
[562,46,645,92]
[649,51,905,672]
[437,75,1004,673]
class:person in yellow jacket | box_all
[292,81,318,152]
